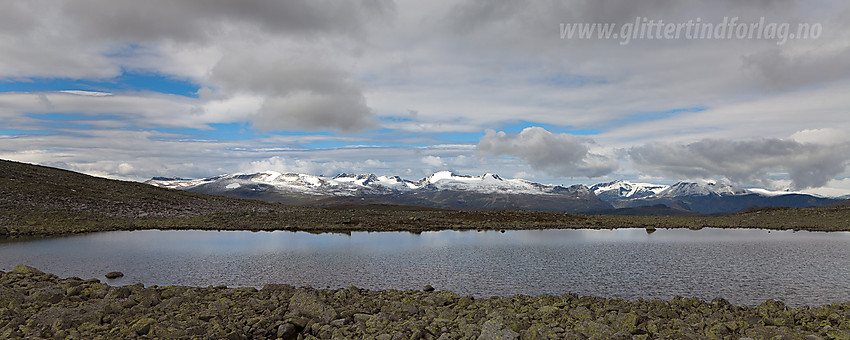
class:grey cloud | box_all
[257,92,372,132]
[629,138,850,190]
[211,54,373,132]
[476,127,617,178]
[442,0,809,43]
[59,0,394,43]
[743,47,850,92]
[2,0,393,78]
[211,56,358,95]
[1,0,387,132]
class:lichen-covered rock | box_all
[11,264,43,275]
[288,288,338,323]
[131,317,156,336]
[478,317,520,340]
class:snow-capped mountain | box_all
[146,171,612,212]
[148,170,588,196]
[591,180,669,200]
[147,172,842,214]
[655,181,748,198]
[593,180,840,214]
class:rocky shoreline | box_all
[1,266,848,339]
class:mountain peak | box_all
[656,181,747,197]
[591,180,669,199]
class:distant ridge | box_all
[147,170,613,213]
[148,171,842,214]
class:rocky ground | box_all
[1,266,849,339]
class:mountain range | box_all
[4,158,850,236]
[146,171,843,214]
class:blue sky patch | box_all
[0,71,200,97]
[0,129,56,137]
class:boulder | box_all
[288,289,338,323]
[277,322,298,339]
[478,318,519,340]
[12,264,44,275]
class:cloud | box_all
[257,92,372,132]
[244,156,384,177]
[791,128,850,145]
[629,138,850,189]
[743,46,850,91]
[210,54,373,132]
[60,0,394,43]
[0,0,390,132]
[476,127,617,178]
[421,155,446,168]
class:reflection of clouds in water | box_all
[52,229,850,257]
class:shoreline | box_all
[2,224,847,244]
[2,265,848,339]
[4,206,850,239]
[2,222,848,240]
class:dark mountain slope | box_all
[0,159,277,219]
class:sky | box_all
[1,1,850,196]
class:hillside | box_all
[0,159,277,218]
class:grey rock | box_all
[354,313,373,324]
[478,318,519,340]
[288,289,338,323]
[277,322,298,339]
[11,264,43,275]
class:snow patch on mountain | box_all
[746,188,826,198]
[147,171,837,202]
[655,181,748,197]
[146,170,586,196]
[591,180,669,199]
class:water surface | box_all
[2,228,849,306]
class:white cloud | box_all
[791,128,850,145]
[421,155,445,168]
